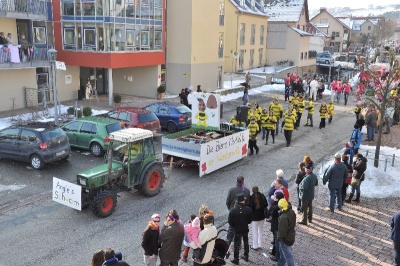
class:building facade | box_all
[0,0,53,112]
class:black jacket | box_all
[353,157,367,180]
[295,168,306,185]
[269,201,281,232]
[141,226,159,256]
[228,203,252,233]
[249,192,267,221]
[159,221,185,262]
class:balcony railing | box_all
[0,0,47,17]
[0,46,50,69]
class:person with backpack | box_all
[350,124,363,155]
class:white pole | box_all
[52,61,59,125]
[108,68,113,107]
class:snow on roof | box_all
[263,0,304,22]
[313,23,329,28]
[352,19,365,31]
[338,18,351,28]
[229,0,267,17]
[369,19,379,25]
[289,26,313,36]
[307,22,329,37]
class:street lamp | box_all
[47,48,59,125]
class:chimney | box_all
[320,7,326,13]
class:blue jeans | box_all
[385,117,392,133]
[335,92,341,104]
[367,126,375,140]
[351,183,361,195]
[344,92,349,105]
[307,113,313,126]
[277,241,295,266]
[262,127,267,139]
[329,187,342,212]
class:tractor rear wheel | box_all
[91,190,117,218]
[139,164,165,197]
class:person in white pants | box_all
[309,76,319,101]
[249,186,267,250]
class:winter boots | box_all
[345,193,354,203]
[352,194,360,203]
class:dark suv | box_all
[0,123,71,170]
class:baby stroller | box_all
[209,229,230,266]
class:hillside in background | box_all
[310,4,400,19]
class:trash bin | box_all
[78,90,83,100]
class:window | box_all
[240,23,245,45]
[240,0,245,6]
[82,0,95,16]
[20,130,38,142]
[62,1,74,15]
[344,29,348,33]
[219,0,224,26]
[258,48,263,66]
[218,33,224,58]
[251,0,255,10]
[300,52,303,60]
[249,49,254,68]
[118,112,130,121]
[250,24,255,45]
[260,25,264,45]
[80,122,95,134]
[368,26,371,30]
[106,111,120,119]
[320,18,328,24]
[305,52,308,59]
[0,128,19,140]
[63,121,81,132]
[335,32,339,37]
[239,49,244,70]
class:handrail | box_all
[0,46,50,67]
[0,0,47,16]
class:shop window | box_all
[63,27,76,50]
[33,27,47,45]
[260,25,264,45]
[250,24,255,45]
[240,23,245,45]
[62,1,74,15]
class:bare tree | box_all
[362,48,398,167]
[372,19,397,46]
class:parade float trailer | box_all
[161,93,249,177]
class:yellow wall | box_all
[0,69,37,112]
[113,66,160,98]
[56,65,80,101]
[224,1,268,72]
[166,0,225,93]
[0,18,17,43]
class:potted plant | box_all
[113,94,122,108]
[157,85,166,100]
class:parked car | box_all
[98,107,161,134]
[0,122,71,170]
[333,55,356,70]
[316,53,334,64]
[61,117,122,157]
[144,102,192,133]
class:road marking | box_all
[0,190,51,215]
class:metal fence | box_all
[0,0,47,16]
[365,150,398,172]
[0,46,50,67]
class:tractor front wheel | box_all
[91,190,117,218]
[139,164,165,197]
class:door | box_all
[62,121,81,146]
[78,122,96,149]
[157,105,169,128]
[0,128,21,159]
[19,129,40,161]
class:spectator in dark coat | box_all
[103,248,130,266]
[159,210,185,266]
[341,154,353,205]
[228,193,253,265]
[295,162,306,214]
[269,191,285,262]
[249,186,267,250]
[179,89,189,107]
[365,105,378,141]
[391,212,400,266]
[225,176,250,246]
[277,199,296,266]
[298,165,318,225]
[141,214,160,266]
[323,153,348,213]
[345,153,367,203]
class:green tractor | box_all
[76,128,165,217]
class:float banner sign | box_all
[52,177,82,211]
[191,93,221,130]
[199,129,249,176]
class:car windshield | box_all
[106,122,122,134]
[139,112,158,123]
[175,105,191,114]
[41,128,66,140]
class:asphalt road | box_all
[0,91,357,266]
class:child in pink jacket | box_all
[185,217,202,262]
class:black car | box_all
[0,122,71,170]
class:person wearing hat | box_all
[228,193,253,264]
[322,153,349,213]
[304,97,314,127]
[298,165,318,225]
[247,117,260,155]
[268,97,283,136]
[142,214,161,266]
[226,177,251,246]
[268,191,285,262]
[159,210,185,266]
[276,199,296,265]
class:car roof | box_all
[7,122,60,131]
[74,117,121,125]
[147,101,183,107]
[114,107,152,114]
